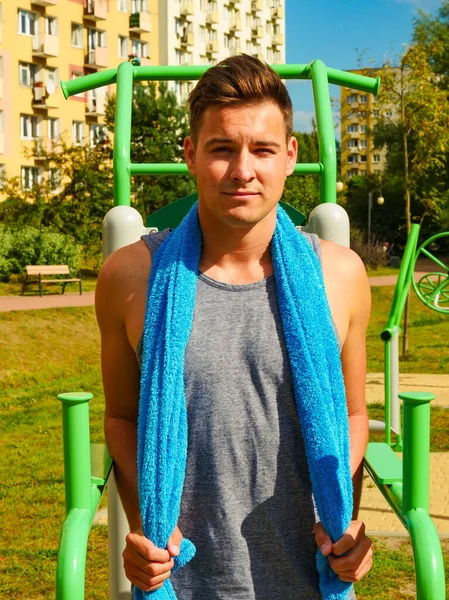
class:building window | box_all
[131,0,148,12]
[346,125,358,133]
[0,164,6,188]
[45,16,58,36]
[19,62,37,87]
[71,23,83,47]
[360,155,367,163]
[131,39,149,58]
[374,169,381,174]
[360,125,366,133]
[88,28,106,50]
[20,114,41,140]
[346,94,358,104]
[48,117,60,140]
[360,139,367,148]
[21,166,42,189]
[199,25,206,42]
[347,155,358,164]
[89,124,108,147]
[384,110,393,118]
[18,9,36,36]
[346,139,358,148]
[72,121,85,145]
[373,154,380,163]
[118,35,129,58]
[347,169,359,178]
[360,94,367,103]
[117,0,128,11]
[46,67,59,89]
[48,168,61,192]
[373,110,379,118]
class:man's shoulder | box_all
[320,239,367,283]
[96,240,151,324]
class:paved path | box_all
[0,274,411,313]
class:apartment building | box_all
[159,0,285,104]
[0,0,158,189]
[340,69,388,180]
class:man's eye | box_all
[255,148,274,155]
[212,147,231,153]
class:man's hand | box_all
[314,520,373,583]
[123,526,183,592]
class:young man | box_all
[96,55,372,599]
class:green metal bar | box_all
[114,61,134,207]
[401,392,434,513]
[400,391,446,600]
[390,224,420,327]
[309,60,336,204]
[61,69,117,99]
[61,63,380,98]
[58,392,93,513]
[56,508,91,600]
[405,509,446,600]
[420,247,449,272]
[129,162,324,176]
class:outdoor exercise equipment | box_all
[412,232,449,314]
[56,60,445,600]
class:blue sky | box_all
[285,0,442,134]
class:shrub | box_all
[0,226,81,282]
[350,227,389,270]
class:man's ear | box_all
[286,135,298,177]
[184,136,196,175]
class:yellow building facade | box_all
[0,0,158,190]
[340,69,387,180]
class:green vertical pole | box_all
[309,60,337,204]
[57,392,93,513]
[401,392,433,513]
[114,61,133,207]
[384,341,391,446]
[400,392,446,599]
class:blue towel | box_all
[136,203,353,600]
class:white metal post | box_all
[108,470,132,600]
[390,326,400,435]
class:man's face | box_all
[184,102,297,229]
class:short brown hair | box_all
[188,54,293,144]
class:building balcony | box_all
[180,54,193,66]
[32,34,59,58]
[229,42,241,56]
[129,11,151,33]
[85,47,108,69]
[206,11,219,25]
[229,18,242,32]
[251,25,263,39]
[251,0,263,12]
[272,33,284,47]
[271,6,284,19]
[206,40,219,54]
[349,146,359,153]
[180,1,194,16]
[180,32,194,47]
[228,0,241,3]
[84,0,108,20]
[86,93,106,116]
[32,85,58,109]
[31,0,57,6]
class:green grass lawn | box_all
[1,287,448,598]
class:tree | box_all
[414,1,449,89]
[105,81,196,219]
[369,43,449,353]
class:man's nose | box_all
[229,151,255,183]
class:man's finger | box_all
[313,522,333,556]
[125,531,171,563]
[127,565,173,592]
[167,525,183,557]
[332,520,365,556]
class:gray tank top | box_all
[137,229,348,600]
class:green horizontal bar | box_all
[61,63,380,99]
[130,162,323,176]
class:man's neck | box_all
[198,210,276,285]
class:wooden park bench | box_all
[21,265,82,297]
